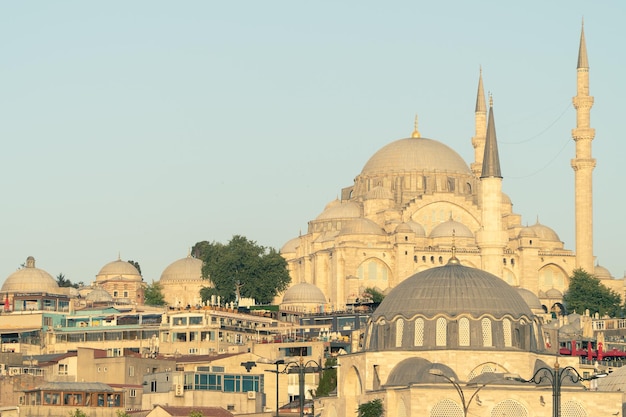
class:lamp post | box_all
[263,359,285,417]
[509,359,606,417]
[428,368,490,417]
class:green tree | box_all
[363,287,385,304]
[68,409,88,417]
[189,411,204,417]
[314,357,337,397]
[193,235,291,305]
[144,281,166,306]
[357,398,384,417]
[57,273,82,289]
[563,268,622,317]
[128,260,142,276]
[116,411,131,417]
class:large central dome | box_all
[361,137,471,175]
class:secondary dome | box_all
[316,200,361,220]
[96,258,141,282]
[282,282,327,305]
[372,258,533,321]
[160,255,203,282]
[529,221,561,242]
[2,256,62,295]
[361,137,471,176]
[430,219,474,238]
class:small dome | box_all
[372,259,533,321]
[529,221,561,242]
[282,282,327,305]
[97,258,141,281]
[545,288,563,299]
[518,227,537,238]
[364,186,393,200]
[594,264,613,280]
[160,255,203,282]
[2,256,62,295]
[281,237,301,254]
[395,223,413,233]
[361,137,471,176]
[316,201,361,220]
[502,193,512,205]
[395,221,426,237]
[85,287,114,303]
[338,218,386,236]
[386,358,457,387]
[516,288,543,312]
[430,219,473,238]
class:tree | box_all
[563,268,622,317]
[128,260,142,276]
[363,287,385,304]
[68,409,88,417]
[57,273,82,289]
[314,357,337,397]
[357,399,384,417]
[144,281,166,306]
[116,411,131,417]
[189,411,204,417]
[193,235,291,305]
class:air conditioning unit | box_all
[247,391,256,400]
[175,384,184,397]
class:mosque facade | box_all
[280,25,622,313]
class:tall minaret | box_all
[571,22,596,272]
[477,95,507,278]
[471,68,487,176]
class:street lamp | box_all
[507,359,607,417]
[263,359,285,417]
[428,368,491,417]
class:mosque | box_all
[280,23,622,313]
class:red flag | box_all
[598,342,603,361]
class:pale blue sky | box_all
[1,2,624,285]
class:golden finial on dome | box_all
[448,229,460,264]
[411,114,421,138]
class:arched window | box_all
[503,318,512,347]
[459,318,470,346]
[481,318,492,347]
[395,319,404,347]
[414,318,424,346]
[436,318,447,346]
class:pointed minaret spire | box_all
[411,114,421,138]
[480,94,502,178]
[572,20,596,272]
[578,19,589,69]
[471,67,488,176]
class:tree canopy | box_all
[56,273,83,289]
[563,268,622,317]
[314,357,337,397]
[193,235,291,305]
[128,260,142,276]
[357,399,384,417]
[144,281,166,306]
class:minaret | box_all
[571,22,596,272]
[477,95,506,278]
[471,68,487,176]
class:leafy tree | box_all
[193,235,291,305]
[358,399,384,417]
[363,287,385,304]
[563,268,622,317]
[57,273,82,289]
[128,260,142,276]
[189,411,204,417]
[144,281,166,306]
[116,411,131,417]
[314,357,337,397]
[69,409,88,417]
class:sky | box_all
[1,1,625,285]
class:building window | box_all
[129,389,136,398]
[459,318,470,346]
[129,366,135,377]
[414,319,424,346]
[481,318,493,347]
[58,364,68,375]
[436,318,447,346]
[503,319,512,347]
[395,319,404,347]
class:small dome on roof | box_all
[395,221,426,237]
[2,256,62,295]
[594,264,613,280]
[96,258,141,282]
[386,358,457,387]
[316,201,361,220]
[365,186,393,200]
[518,227,537,238]
[516,288,543,312]
[85,287,114,303]
[281,237,301,254]
[545,288,563,299]
[529,221,561,242]
[395,223,413,233]
[502,193,512,205]
[282,282,327,305]
[160,255,203,282]
[339,218,385,236]
[430,219,473,238]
